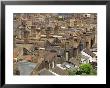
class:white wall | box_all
[81,51,97,62]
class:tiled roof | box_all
[69,58,80,67]
[13,47,22,58]
[23,55,32,61]
[51,66,68,75]
[44,51,57,62]
[83,49,96,58]
[38,68,55,75]
[17,60,37,75]
[51,37,61,45]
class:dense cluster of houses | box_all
[13,13,97,75]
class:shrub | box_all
[68,68,78,75]
[79,63,93,75]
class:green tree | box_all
[90,68,97,75]
[67,64,97,75]
[76,70,82,75]
[79,63,93,75]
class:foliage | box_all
[90,68,97,75]
[79,63,93,74]
[68,68,78,75]
[76,70,82,75]
[67,63,97,75]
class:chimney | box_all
[65,51,69,61]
